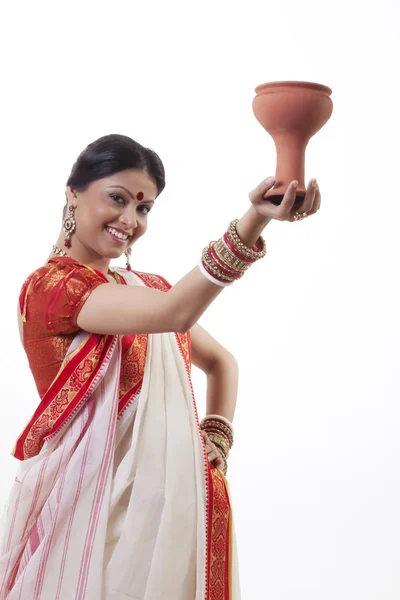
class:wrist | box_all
[236,205,271,248]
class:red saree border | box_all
[132,270,170,292]
[100,268,193,415]
[206,464,214,596]
[110,270,147,417]
[132,270,192,370]
[173,315,232,599]
[174,330,212,599]
[117,379,143,417]
[206,468,232,600]
[12,334,116,460]
[44,334,117,442]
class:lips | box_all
[105,226,129,243]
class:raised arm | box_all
[77,265,224,335]
[77,176,320,336]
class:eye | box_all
[138,205,152,215]
[109,193,126,205]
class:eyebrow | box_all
[109,185,155,203]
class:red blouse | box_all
[20,257,107,398]
[19,257,191,409]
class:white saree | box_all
[0,268,240,599]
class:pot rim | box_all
[254,81,332,96]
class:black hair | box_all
[63,134,165,219]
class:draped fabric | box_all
[0,260,240,599]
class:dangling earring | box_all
[124,247,132,271]
[63,205,76,248]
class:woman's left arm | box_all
[190,323,239,422]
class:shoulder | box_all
[19,257,108,323]
[20,257,107,298]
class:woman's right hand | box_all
[249,176,321,223]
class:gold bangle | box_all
[208,433,230,459]
[208,431,230,447]
[208,243,244,278]
[201,420,233,440]
[202,247,237,283]
[203,245,242,281]
[213,238,252,273]
[228,219,267,260]
[201,428,233,449]
[201,413,234,432]
[200,415,234,434]
[200,420,234,447]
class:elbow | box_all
[211,351,238,370]
[165,297,193,334]
[162,294,186,334]
[174,310,196,335]
[165,293,194,334]
[165,304,191,335]
[176,316,192,335]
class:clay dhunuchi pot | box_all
[252,81,333,206]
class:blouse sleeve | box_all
[20,260,107,335]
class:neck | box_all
[51,232,112,276]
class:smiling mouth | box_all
[105,226,130,243]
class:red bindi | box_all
[136,192,144,201]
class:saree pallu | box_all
[0,268,240,599]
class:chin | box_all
[107,249,126,259]
[94,243,123,260]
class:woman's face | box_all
[66,169,158,260]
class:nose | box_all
[119,205,137,231]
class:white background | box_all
[1,0,399,598]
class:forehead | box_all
[100,169,158,197]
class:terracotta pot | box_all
[252,81,333,206]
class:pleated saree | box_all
[0,258,240,599]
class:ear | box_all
[65,186,78,207]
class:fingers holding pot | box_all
[306,182,321,216]
[248,176,276,204]
[275,180,299,219]
[295,179,318,215]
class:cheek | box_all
[130,219,148,243]
[95,203,115,221]
[93,205,116,228]
[76,208,109,240]
[138,216,149,232]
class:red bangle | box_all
[208,243,244,280]
[223,232,257,263]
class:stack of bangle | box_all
[198,219,267,287]
[200,414,234,476]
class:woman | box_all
[0,134,320,599]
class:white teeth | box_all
[106,226,128,241]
